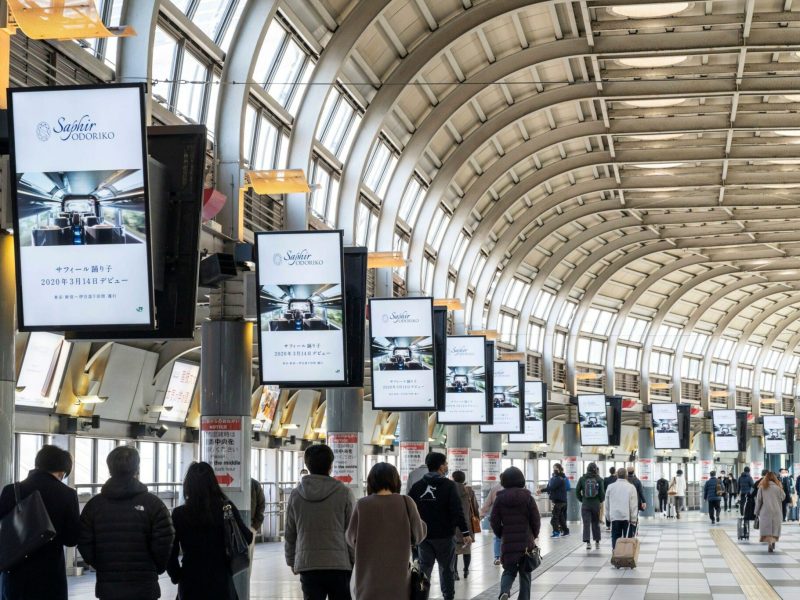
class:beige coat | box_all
[454,483,480,555]
[755,481,785,540]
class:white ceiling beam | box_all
[444,49,465,82]
[350,49,382,88]
[414,0,438,31]
[476,27,496,63]
[500,82,514,106]
[307,0,338,31]
[445,121,463,144]
[549,3,563,40]
[376,15,407,58]
[579,1,594,48]
[511,12,529,49]
[744,0,755,39]
[416,74,438,106]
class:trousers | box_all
[500,562,531,600]
[610,520,632,550]
[419,537,456,600]
[708,499,721,523]
[581,504,601,542]
[551,501,569,534]
[299,570,352,600]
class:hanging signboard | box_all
[8,84,155,331]
[481,451,501,483]
[447,447,470,478]
[651,403,680,450]
[711,409,739,452]
[159,360,199,424]
[578,394,609,446]
[255,230,347,387]
[328,432,359,485]
[400,441,428,484]
[369,297,436,410]
[480,361,524,434]
[638,458,654,484]
[438,335,489,424]
[764,415,788,454]
[508,381,547,444]
[200,416,243,490]
[15,332,69,409]
[563,456,579,485]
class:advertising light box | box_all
[764,415,788,455]
[712,409,739,452]
[480,361,523,434]
[578,394,609,446]
[16,332,69,409]
[438,335,488,424]
[652,403,680,450]
[369,297,436,410]
[255,230,347,387]
[159,360,199,424]
[8,84,154,331]
[509,381,547,444]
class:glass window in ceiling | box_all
[446,275,456,300]
[532,290,555,321]
[254,20,284,84]
[760,372,775,394]
[788,355,800,374]
[242,104,258,165]
[268,39,310,110]
[470,253,487,282]
[741,344,760,366]
[654,325,680,350]
[502,278,528,312]
[356,199,377,251]
[736,367,752,388]
[101,0,124,65]
[364,140,398,198]
[764,350,782,371]
[710,362,728,384]
[499,313,518,345]
[190,0,236,45]
[553,331,566,359]
[615,345,639,370]
[714,338,735,361]
[686,331,708,355]
[253,116,280,170]
[681,357,700,380]
[398,176,426,226]
[429,209,450,249]
[218,0,245,52]
[650,351,672,376]
[620,317,649,344]
[151,28,178,106]
[452,230,470,269]
[422,256,435,295]
[425,207,446,247]
[527,322,542,352]
[783,376,794,396]
[557,302,576,328]
[317,88,361,161]
[205,74,221,134]
[175,51,208,123]
[310,157,340,227]
[392,233,408,279]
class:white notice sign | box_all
[200,416,244,490]
[400,441,427,484]
[328,433,359,485]
[482,451,501,483]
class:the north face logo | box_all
[134,505,145,511]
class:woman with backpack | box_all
[575,463,605,550]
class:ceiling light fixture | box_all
[623,98,687,109]
[609,3,691,19]
[773,130,800,137]
[783,95,800,102]
[617,55,688,68]
[625,133,685,141]
[631,162,686,169]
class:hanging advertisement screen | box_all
[159,360,199,424]
[255,230,347,387]
[712,409,739,452]
[508,381,547,444]
[652,403,680,450]
[438,335,488,424]
[8,84,154,331]
[578,394,609,446]
[369,297,436,410]
[764,415,788,454]
[480,361,523,434]
[15,332,70,409]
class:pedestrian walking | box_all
[480,482,503,565]
[669,469,686,519]
[603,467,617,530]
[451,471,479,579]
[738,467,755,516]
[656,474,669,515]
[604,469,638,550]
[537,464,568,538]
[755,471,786,552]
[703,470,723,524]
[575,463,605,550]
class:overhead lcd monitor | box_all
[438,335,488,424]
[369,297,436,410]
[8,84,154,331]
[712,409,739,452]
[764,415,788,454]
[578,394,609,446]
[16,332,69,409]
[342,247,368,387]
[255,230,347,387]
[651,403,680,450]
[509,381,547,444]
[480,361,524,434]
[159,360,199,424]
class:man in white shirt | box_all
[604,469,638,549]
[670,469,687,519]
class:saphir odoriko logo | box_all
[36,114,116,142]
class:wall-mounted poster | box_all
[764,415,788,454]
[159,360,199,424]
[652,403,680,450]
[8,84,154,331]
[578,394,609,446]
[438,335,488,424]
[712,409,739,452]
[369,297,435,410]
[508,381,546,444]
[479,361,523,434]
[254,385,280,432]
[255,230,347,387]
[16,332,70,409]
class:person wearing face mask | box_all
[537,464,569,538]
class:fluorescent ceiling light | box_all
[631,162,686,169]
[76,395,108,405]
[610,3,691,19]
[626,133,685,141]
[623,98,686,108]
[783,95,800,102]
[617,55,688,68]
[773,130,800,137]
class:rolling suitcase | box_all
[611,525,639,569]
[737,517,749,541]
[666,503,676,519]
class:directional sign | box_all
[329,433,359,486]
[200,416,244,491]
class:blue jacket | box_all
[703,477,721,501]
[543,474,567,503]
[738,473,754,496]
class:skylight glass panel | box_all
[787,355,800,374]
[399,177,426,226]
[714,338,736,361]
[764,350,782,371]
[557,302,576,328]
[620,317,648,343]
[686,332,709,355]
[783,376,794,396]
[532,290,555,320]
[736,367,752,388]
[654,325,680,350]
[527,322,543,352]
[760,372,776,394]
[741,344,760,366]
[710,362,728,384]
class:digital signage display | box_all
[255,230,346,387]
[712,409,739,452]
[369,297,436,410]
[159,360,199,424]
[8,84,154,331]
[438,335,488,424]
[578,394,609,446]
[16,332,69,409]
[764,415,788,454]
[480,361,523,434]
[652,403,680,450]
[508,381,547,444]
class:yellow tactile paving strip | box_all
[710,529,782,600]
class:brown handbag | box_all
[471,512,481,534]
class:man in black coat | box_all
[78,446,174,600]
[0,445,80,600]
[603,467,617,530]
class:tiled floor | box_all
[68,509,800,599]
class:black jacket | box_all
[409,472,469,540]
[629,475,646,508]
[542,473,567,503]
[490,488,541,569]
[739,473,755,496]
[167,498,252,600]
[656,478,669,497]
[0,470,80,600]
[78,477,174,600]
[603,475,617,492]
[250,478,266,530]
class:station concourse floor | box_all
[68,509,800,600]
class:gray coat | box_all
[755,481,785,540]
[284,475,355,572]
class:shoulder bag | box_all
[0,484,57,571]
[518,497,542,574]
[222,502,250,575]
[404,496,430,600]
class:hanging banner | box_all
[369,297,436,410]
[712,409,739,452]
[447,447,470,478]
[638,458,654,485]
[651,403,680,450]
[439,335,488,424]
[328,433,359,485]
[509,381,547,443]
[15,332,69,409]
[8,84,154,331]
[400,441,428,484]
[578,394,609,446]
[764,415,788,454]
[481,451,501,483]
[563,456,579,485]
[255,230,347,387]
[159,360,199,424]
[200,416,244,490]
[480,361,524,434]
[700,459,713,482]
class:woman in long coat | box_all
[452,471,480,579]
[755,471,786,552]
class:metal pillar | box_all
[749,425,765,475]
[447,425,472,482]
[562,422,581,522]
[698,430,713,515]
[400,411,429,480]
[327,388,364,497]
[201,320,252,600]
[0,233,15,489]
[638,426,656,517]
[480,434,502,503]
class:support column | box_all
[447,425,472,482]
[697,426,714,515]
[400,412,429,491]
[638,425,656,517]
[201,320,252,600]
[750,424,765,475]
[327,388,364,497]
[563,422,581,522]
[0,233,15,489]
[480,434,502,502]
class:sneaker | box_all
[494,558,501,566]
[550,532,561,538]
[499,594,510,600]
[561,531,570,537]
[464,570,469,579]
[586,541,591,550]
[595,541,601,549]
